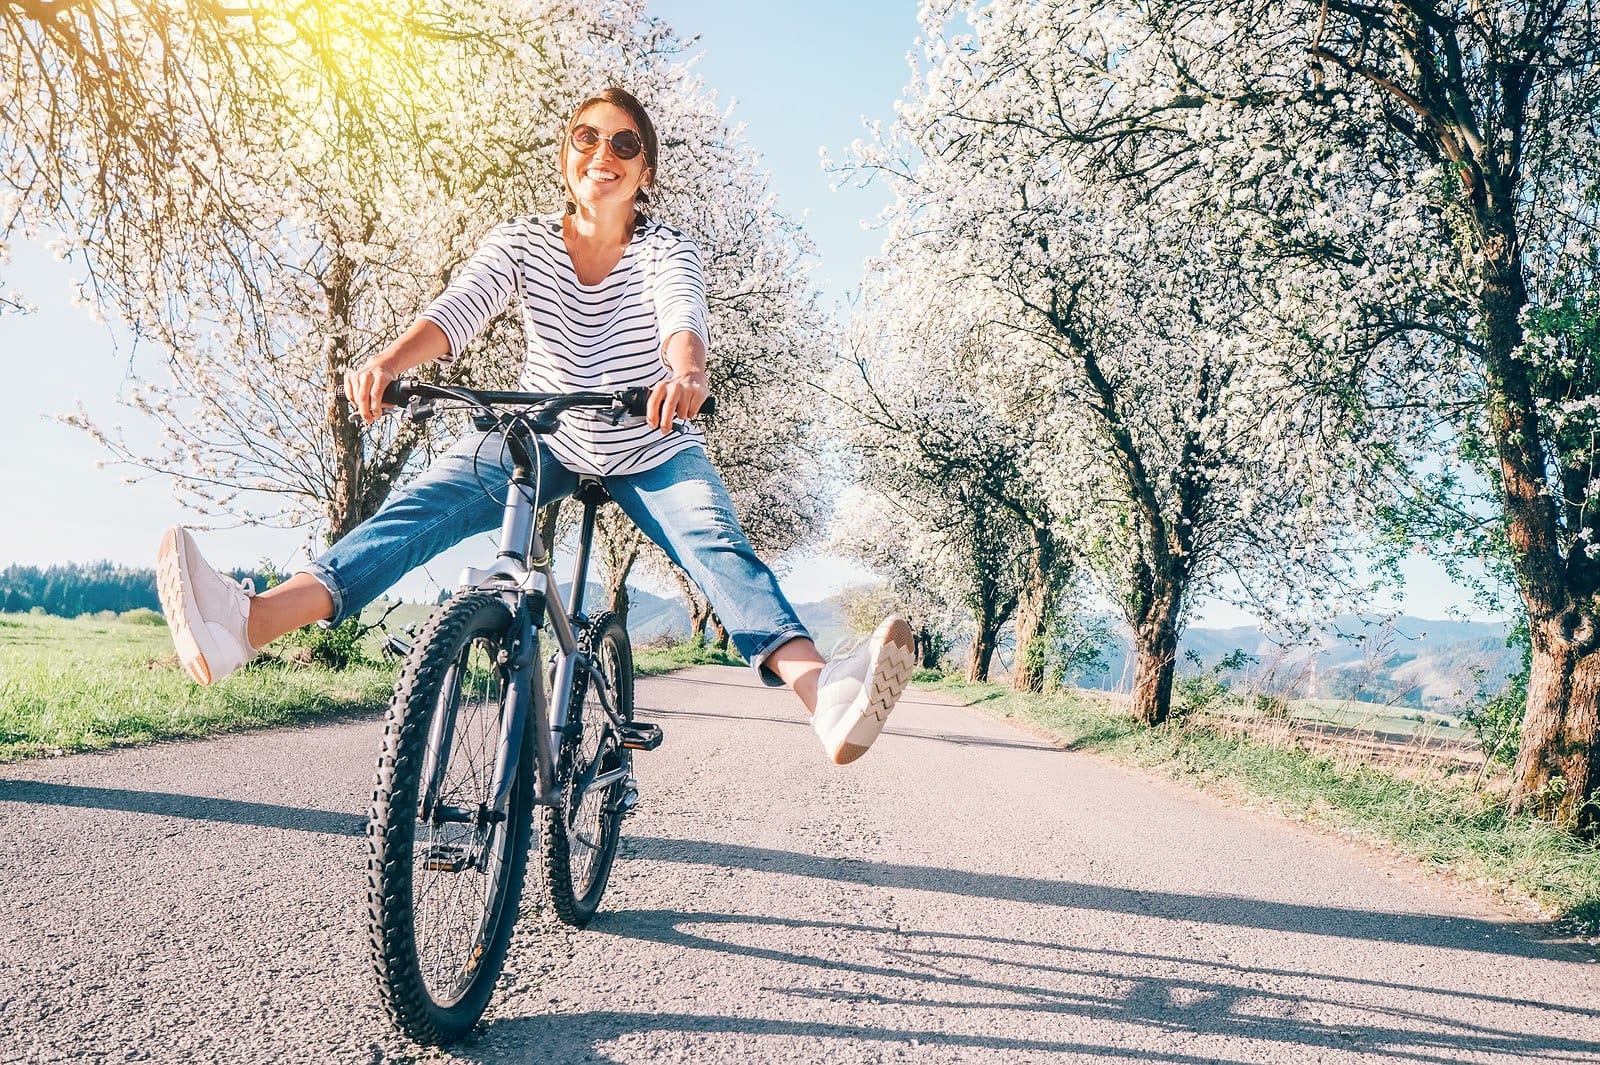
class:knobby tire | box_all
[366,592,533,1045]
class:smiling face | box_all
[562,101,653,214]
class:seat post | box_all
[568,477,611,619]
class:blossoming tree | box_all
[848,0,1374,723]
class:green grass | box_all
[0,610,745,760]
[919,673,1600,935]
[633,636,745,676]
[0,612,394,761]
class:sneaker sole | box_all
[828,617,916,765]
[157,528,214,686]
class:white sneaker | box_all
[156,526,258,686]
[812,615,916,765]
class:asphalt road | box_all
[2,666,1597,1065]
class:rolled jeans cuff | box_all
[744,626,811,688]
[299,563,351,627]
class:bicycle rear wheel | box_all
[367,591,533,1045]
[543,611,632,926]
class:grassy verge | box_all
[633,636,745,676]
[0,612,747,759]
[917,672,1600,935]
[0,612,394,761]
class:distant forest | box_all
[0,562,267,617]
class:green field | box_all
[1263,697,1467,739]
[0,606,742,762]
[0,611,395,761]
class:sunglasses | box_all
[569,124,644,161]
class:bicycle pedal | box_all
[421,844,468,872]
[614,777,640,818]
[618,721,664,751]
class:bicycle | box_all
[363,377,708,1045]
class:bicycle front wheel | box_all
[543,611,633,926]
[367,592,534,1045]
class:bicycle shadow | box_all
[619,835,1585,961]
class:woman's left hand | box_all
[647,370,710,433]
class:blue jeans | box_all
[302,432,809,684]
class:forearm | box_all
[662,328,708,381]
[347,319,450,424]
[369,319,451,374]
[648,328,710,431]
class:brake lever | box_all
[615,414,699,433]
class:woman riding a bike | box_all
[157,86,913,766]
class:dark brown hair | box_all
[561,87,658,224]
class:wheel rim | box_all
[411,632,513,1006]
[565,637,620,896]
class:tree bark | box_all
[1515,618,1600,829]
[710,612,730,652]
[323,251,364,544]
[1011,528,1065,693]
[1128,552,1184,726]
[672,566,712,641]
[1131,610,1180,727]
[967,614,1002,682]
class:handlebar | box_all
[379,378,715,424]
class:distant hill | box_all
[1075,615,1518,714]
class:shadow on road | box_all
[621,835,1583,963]
[0,779,365,836]
[454,904,1598,1065]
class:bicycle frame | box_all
[416,416,622,819]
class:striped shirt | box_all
[421,214,710,476]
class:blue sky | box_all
[0,1,1484,622]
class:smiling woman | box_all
[157,84,917,768]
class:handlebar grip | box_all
[381,379,414,407]
[616,387,716,418]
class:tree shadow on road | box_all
[453,900,1599,1065]
[0,778,364,835]
[621,835,1587,962]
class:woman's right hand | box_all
[345,361,399,425]
[345,320,451,425]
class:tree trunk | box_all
[595,513,641,627]
[967,615,1001,682]
[1128,568,1182,726]
[710,612,730,652]
[1131,614,1179,727]
[1514,619,1600,829]
[1476,240,1600,829]
[322,252,365,544]
[1012,595,1047,693]
[671,566,712,641]
[1011,528,1065,693]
